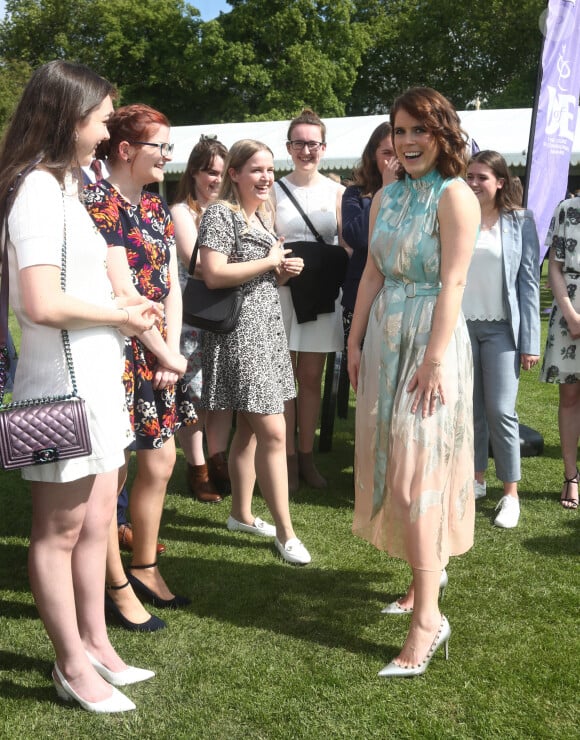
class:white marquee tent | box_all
[165,108,580,179]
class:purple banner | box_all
[526,0,580,259]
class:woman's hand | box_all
[407,360,445,417]
[347,343,362,392]
[268,240,287,270]
[521,353,540,371]
[118,299,159,337]
[279,251,304,277]
[152,365,180,390]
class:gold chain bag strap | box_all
[0,168,92,469]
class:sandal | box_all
[560,469,579,510]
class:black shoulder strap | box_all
[276,178,325,244]
[188,207,242,276]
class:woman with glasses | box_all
[170,136,232,503]
[85,104,196,631]
[274,108,347,491]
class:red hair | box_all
[96,103,170,164]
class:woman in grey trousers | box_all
[463,150,540,529]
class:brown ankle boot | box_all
[207,451,231,495]
[287,453,299,494]
[298,451,327,489]
[187,463,223,504]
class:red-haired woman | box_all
[85,104,195,630]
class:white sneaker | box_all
[227,515,276,537]
[494,495,520,528]
[474,481,487,500]
[275,537,311,565]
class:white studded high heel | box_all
[52,663,136,713]
[86,650,155,686]
[381,569,448,615]
[378,615,451,678]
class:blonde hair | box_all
[218,139,274,223]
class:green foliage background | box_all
[0,0,547,131]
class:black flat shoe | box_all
[104,582,166,632]
[126,563,191,610]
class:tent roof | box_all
[166,108,580,175]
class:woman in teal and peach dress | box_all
[348,88,480,678]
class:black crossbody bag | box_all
[182,210,244,334]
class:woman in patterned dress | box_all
[171,136,231,503]
[199,139,311,565]
[85,104,195,628]
[540,194,580,509]
[348,88,480,676]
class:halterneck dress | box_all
[352,170,475,570]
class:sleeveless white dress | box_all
[274,176,344,353]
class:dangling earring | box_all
[74,131,79,142]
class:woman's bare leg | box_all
[29,474,116,702]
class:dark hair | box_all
[219,139,273,220]
[0,60,115,223]
[173,136,228,212]
[351,122,392,196]
[287,107,326,143]
[96,103,170,165]
[468,150,522,212]
[390,87,468,179]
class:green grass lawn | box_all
[1,288,579,739]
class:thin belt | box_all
[385,279,442,298]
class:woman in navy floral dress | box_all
[85,104,195,629]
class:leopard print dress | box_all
[199,202,295,414]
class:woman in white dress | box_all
[0,61,157,713]
[274,108,347,491]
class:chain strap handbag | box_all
[182,209,244,334]
[0,169,92,470]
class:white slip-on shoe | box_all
[86,651,155,687]
[474,481,487,500]
[275,537,311,565]
[52,664,136,713]
[494,495,520,528]
[227,515,276,537]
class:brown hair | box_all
[0,60,115,228]
[351,122,392,196]
[173,136,228,214]
[96,103,170,165]
[468,150,522,212]
[390,87,468,179]
[287,107,326,143]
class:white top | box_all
[273,175,345,352]
[7,170,131,482]
[463,221,507,321]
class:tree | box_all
[349,0,546,113]
[0,57,32,133]
[195,0,369,121]
[0,0,203,124]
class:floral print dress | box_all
[540,197,580,385]
[352,170,475,570]
[85,182,196,448]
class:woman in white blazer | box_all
[463,150,540,529]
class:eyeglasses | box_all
[131,141,174,157]
[288,140,324,152]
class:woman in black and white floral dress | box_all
[199,139,311,564]
[540,195,580,509]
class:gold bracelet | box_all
[425,357,441,367]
